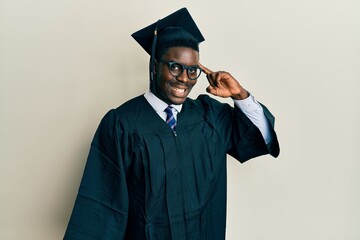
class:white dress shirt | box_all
[144,90,272,144]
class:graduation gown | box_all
[64,94,279,240]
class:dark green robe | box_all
[64,94,279,240]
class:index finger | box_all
[199,62,213,75]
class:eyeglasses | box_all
[160,60,202,80]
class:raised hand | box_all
[199,63,249,100]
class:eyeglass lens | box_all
[169,62,201,80]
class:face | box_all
[155,47,199,105]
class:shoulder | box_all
[114,95,146,114]
[182,95,233,127]
[186,94,232,113]
[108,95,146,117]
[99,95,146,128]
[186,94,215,108]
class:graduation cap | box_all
[131,7,205,92]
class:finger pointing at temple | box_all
[199,63,212,75]
[199,63,217,87]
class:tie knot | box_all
[164,106,173,115]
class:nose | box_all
[176,69,190,83]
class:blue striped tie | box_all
[164,106,176,131]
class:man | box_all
[64,8,279,240]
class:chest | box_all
[125,118,227,201]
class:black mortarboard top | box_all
[131,7,205,55]
[131,8,205,92]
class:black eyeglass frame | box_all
[160,60,202,80]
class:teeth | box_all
[173,86,186,93]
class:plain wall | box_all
[1,0,359,239]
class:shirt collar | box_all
[144,90,183,114]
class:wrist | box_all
[231,90,249,100]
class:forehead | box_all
[163,47,199,65]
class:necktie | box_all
[164,106,176,131]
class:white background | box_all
[1,0,359,239]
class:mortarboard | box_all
[131,7,205,92]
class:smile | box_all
[172,86,186,93]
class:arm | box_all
[64,110,129,239]
[199,63,279,158]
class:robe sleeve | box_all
[64,109,129,240]
[230,102,279,162]
[198,95,280,163]
[260,103,280,158]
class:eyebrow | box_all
[165,60,200,67]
